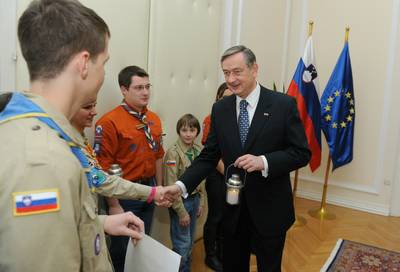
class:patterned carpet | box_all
[321,239,400,272]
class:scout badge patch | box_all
[13,189,60,216]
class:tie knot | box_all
[240,100,248,110]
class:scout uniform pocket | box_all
[79,201,110,271]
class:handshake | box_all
[152,184,183,207]
[104,184,184,245]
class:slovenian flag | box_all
[165,160,177,167]
[287,36,322,172]
[13,190,60,216]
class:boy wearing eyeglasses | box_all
[94,65,164,272]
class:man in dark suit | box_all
[172,45,311,272]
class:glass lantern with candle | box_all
[225,164,246,205]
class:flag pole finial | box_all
[345,27,350,43]
[308,21,314,37]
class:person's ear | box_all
[251,63,259,77]
[77,51,90,79]
[120,86,128,97]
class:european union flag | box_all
[321,42,355,170]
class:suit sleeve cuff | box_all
[260,155,269,178]
[176,181,188,198]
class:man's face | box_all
[70,37,109,120]
[83,36,110,103]
[221,52,258,98]
[121,76,151,112]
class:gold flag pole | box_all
[345,26,350,43]
[292,20,314,228]
[308,20,314,37]
[309,27,349,220]
[309,154,336,220]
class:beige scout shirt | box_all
[163,138,204,218]
[0,92,112,271]
[94,174,152,200]
[81,138,152,202]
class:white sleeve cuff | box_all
[176,181,188,198]
[260,155,269,178]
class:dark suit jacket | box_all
[181,86,311,236]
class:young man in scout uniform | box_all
[0,0,147,271]
[95,65,165,272]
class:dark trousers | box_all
[108,178,155,272]
[222,200,286,272]
[203,170,225,258]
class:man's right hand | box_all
[156,185,182,207]
[103,212,144,246]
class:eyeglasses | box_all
[130,84,152,91]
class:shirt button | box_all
[31,125,41,131]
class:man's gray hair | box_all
[221,45,257,67]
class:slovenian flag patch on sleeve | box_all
[13,189,60,216]
[165,160,176,167]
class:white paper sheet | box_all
[124,234,181,272]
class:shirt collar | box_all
[176,138,201,153]
[122,100,148,114]
[24,91,85,146]
[236,82,260,109]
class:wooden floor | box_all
[191,197,400,272]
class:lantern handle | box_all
[224,163,247,187]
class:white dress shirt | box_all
[236,82,260,124]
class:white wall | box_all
[148,0,223,245]
[239,0,400,216]
[240,0,288,90]
[0,0,17,92]
[387,0,400,216]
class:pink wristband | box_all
[147,186,157,203]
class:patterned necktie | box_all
[238,100,249,147]
[121,102,157,151]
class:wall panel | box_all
[148,0,223,245]
[240,0,288,90]
[0,0,17,92]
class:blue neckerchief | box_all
[0,92,105,188]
